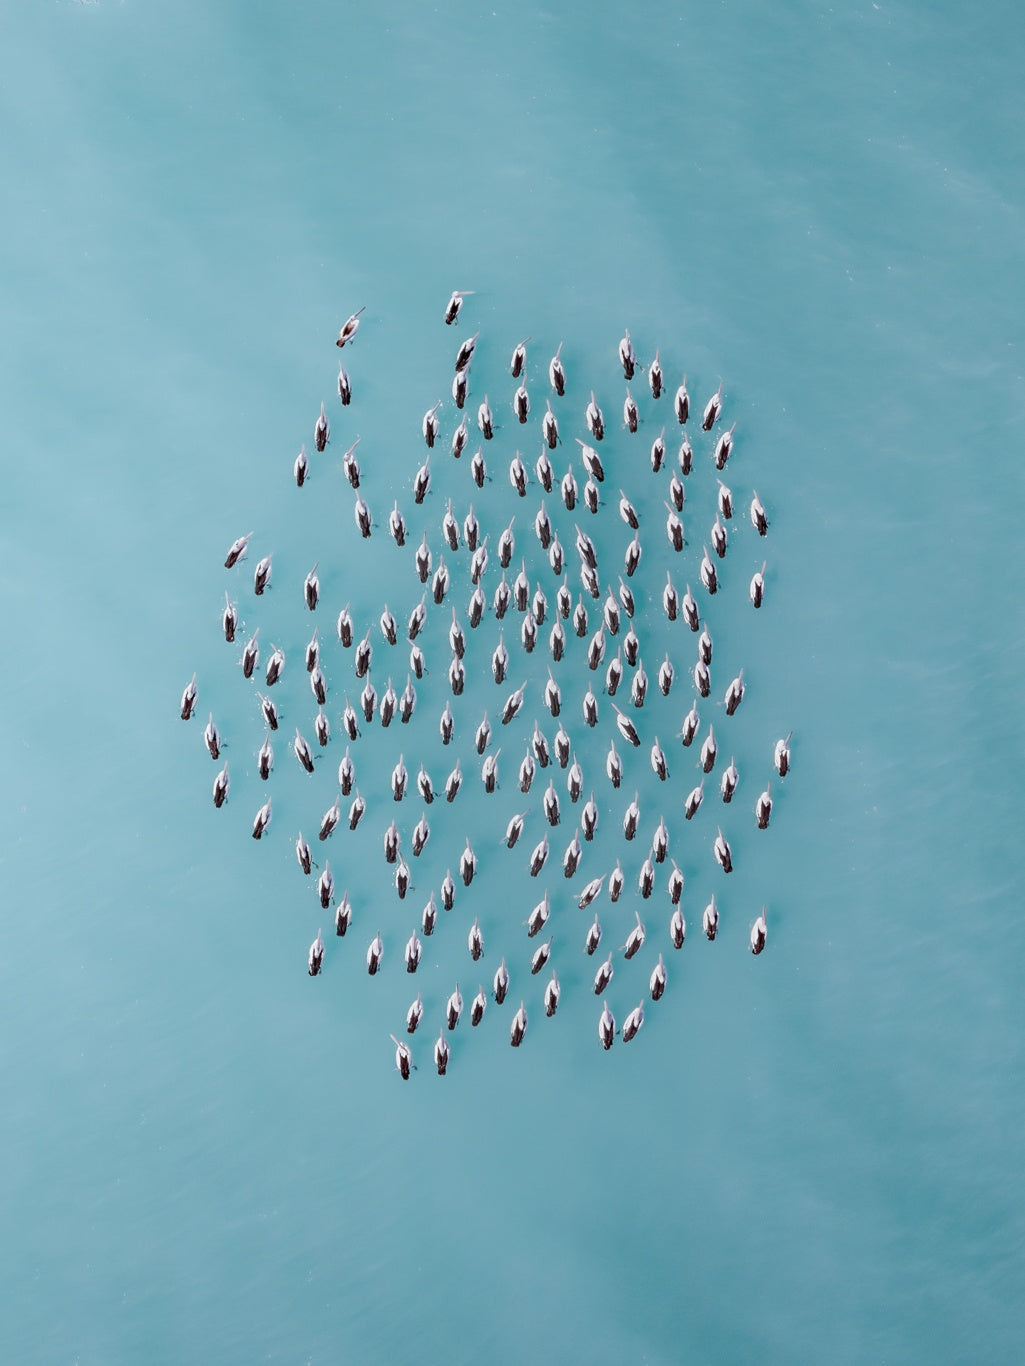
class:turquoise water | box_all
[3,2,1024,1362]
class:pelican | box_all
[354,493,372,539]
[750,490,768,536]
[413,456,431,505]
[668,471,685,515]
[531,937,553,977]
[750,561,766,609]
[703,895,719,940]
[384,821,400,864]
[502,681,527,725]
[342,699,359,741]
[222,593,238,644]
[529,838,549,881]
[614,491,640,534]
[305,629,320,674]
[651,427,666,473]
[774,731,792,777]
[541,401,559,450]
[677,585,697,634]
[510,1001,528,1047]
[422,401,441,449]
[482,749,501,793]
[593,953,614,995]
[265,644,285,687]
[685,778,705,820]
[711,514,727,560]
[335,306,365,347]
[224,531,253,569]
[412,813,430,856]
[348,790,366,830]
[337,605,353,647]
[585,390,604,440]
[678,434,693,475]
[439,700,454,745]
[511,337,529,378]
[600,587,621,636]
[536,448,554,493]
[721,757,739,803]
[454,329,479,372]
[624,532,642,577]
[701,382,724,431]
[494,574,511,619]
[606,740,623,789]
[310,663,326,706]
[648,348,663,398]
[477,394,494,439]
[725,670,745,716]
[336,893,352,937]
[651,737,668,782]
[203,714,220,760]
[561,465,578,512]
[756,783,773,829]
[658,657,674,698]
[444,758,461,802]
[557,576,573,619]
[554,725,571,768]
[341,438,361,490]
[613,704,640,748]
[750,907,767,955]
[471,448,487,488]
[700,726,718,774]
[252,797,272,840]
[493,956,510,1004]
[598,1000,616,1050]
[294,444,309,487]
[514,562,530,612]
[573,599,588,638]
[318,863,334,908]
[491,633,508,685]
[526,891,551,939]
[461,504,479,551]
[714,422,736,471]
[681,700,700,747]
[460,838,477,886]
[391,754,408,802]
[543,779,561,827]
[582,912,602,957]
[406,991,423,1030]
[432,557,449,606]
[696,549,716,596]
[369,934,385,978]
[400,676,416,723]
[294,729,315,774]
[563,831,582,879]
[444,289,474,325]
[532,720,551,768]
[694,659,711,698]
[422,893,438,936]
[650,954,667,1001]
[582,685,599,729]
[670,905,686,949]
[587,627,606,672]
[715,478,734,521]
[674,375,689,424]
[451,416,469,459]
[447,984,463,1031]
[337,366,351,406]
[631,661,648,708]
[302,563,320,612]
[622,1002,645,1042]
[624,388,639,433]
[623,911,645,960]
[509,450,527,496]
[521,751,537,796]
[549,343,566,395]
[639,856,655,899]
[308,929,324,976]
[212,763,229,808]
[505,811,526,850]
[469,540,488,587]
[534,581,549,627]
[475,711,492,755]
[618,328,636,379]
[609,860,624,903]
[468,916,484,962]
[257,732,273,780]
[441,500,460,553]
[253,554,272,596]
[548,534,564,578]
[470,985,487,1027]
[314,403,329,452]
[434,1032,450,1075]
[713,827,733,874]
[581,792,598,840]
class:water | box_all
[2,2,1024,1362]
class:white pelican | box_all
[713,827,733,874]
[308,929,324,976]
[454,329,479,372]
[544,972,561,1017]
[549,343,566,395]
[756,783,773,830]
[252,797,272,840]
[470,986,487,1027]
[750,561,766,609]
[212,763,229,808]
[434,1032,450,1075]
[622,1002,645,1042]
[335,306,365,347]
[223,531,253,569]
[253,553,272,596]
[650,954,667,1001]
[599,1000,616,1050]
[510,1001,528,1047]
[701,381,723,431]
[750,907,767,955]
[510,338,529,378]
[703,894,719,940]
[494,957,510,1004]
[477,394,493,439]
[444,289,474,325]
[314,403,329,452]
[725,670,745,716]
[422,401,441,448]
[674,375,689,424]
[774,731,793,777]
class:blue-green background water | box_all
[3,2,1024,1362]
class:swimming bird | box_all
[701,382,723,431]
[257,732,273,780]
[714,422,735,471]
[203,713,220,760]
[446,984,463,1030]
[470,985,487,1027]
[561,465,578,512]
[482,749,501,793]
[341,438,361,490]
[444,289,474,325]
[384,821,401,864]
[750,562,766,609]
[222,593,238,643]
[599,1000,616,1049]
[348,790,366,830]
[711,513,728,560]
[750,907,767,955]
[631,661,648,708]
[619,328,636,379]
[468,916,484,962]
[681,700,700,747]
[585,391,604,441]
[451,416,469,459]
[609,860,624,903]
[510,338,529,378]
[650,954,667,1001]
[304,563,320,612]
[509,450,527,496]
[460,837,477,886]
[422,401,441,449]
[670,904,686,949]
[669,469,685,513]
[294,445,309,487]
[542,401,559,449]
[510,1001,528,1047]
[703,895,719,941]
[527,890,551,939]
[439,700,454,746]
[252,797,272,840]
[337,605,353,648]
[549,343,566,396]
[521,752,537,796]
[699,547,718,595]
[750,490,768,536]
[471,448,487,488]
[717,479,733,520]
[694,658,711,698]
[531,938,552,976]
[624,388,639,433]
[563,831,582,878]
[756,782,773,830]
[623,910,645,960]
[354,493,372,539]
[308,929,324,977]
[335,306,365,347]
[724,670,745,716]
[700,726,718,774]
[422,893,438,937]
[265,644,285,687]
[294,728,315,774]
[606,740,623,789]
[336,894,353,936]
[713,827,733,874]
[414,456,431,504]
[650,427,666,472]
[658,657,674,698]
[412,812,430,855]
[477,394,494,439]
[391,754,408,801]
[593,953,614,995]
[674,375,689,424]
[434,1031,450,1075]
[314,403,330,452]
[585,913,602,956]
[224,531,253,569]
[651,737,668,781]
[406,990,424,1031]
[536,449,554,493]
[721,757,739,803]
[212,763,229,808]
[544,971,561,1018]
[613,704,641,748]
[310,663,326,706]
[619,490,640,531]
[455,329,479,373]
[494,956,510,1004]
[367,933,383,976]
[253,554,272,596]
[342,699,359,741]
[622,1002,645,1042]
[337,366,351,406]
[581,791,599,840]
[505,810,526,850]
[638,855,655,899]
[774,731,792,777]
[685,778,705,820]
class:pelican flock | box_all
[180,296,794,1078]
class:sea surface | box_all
[2,3,1024,1363]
